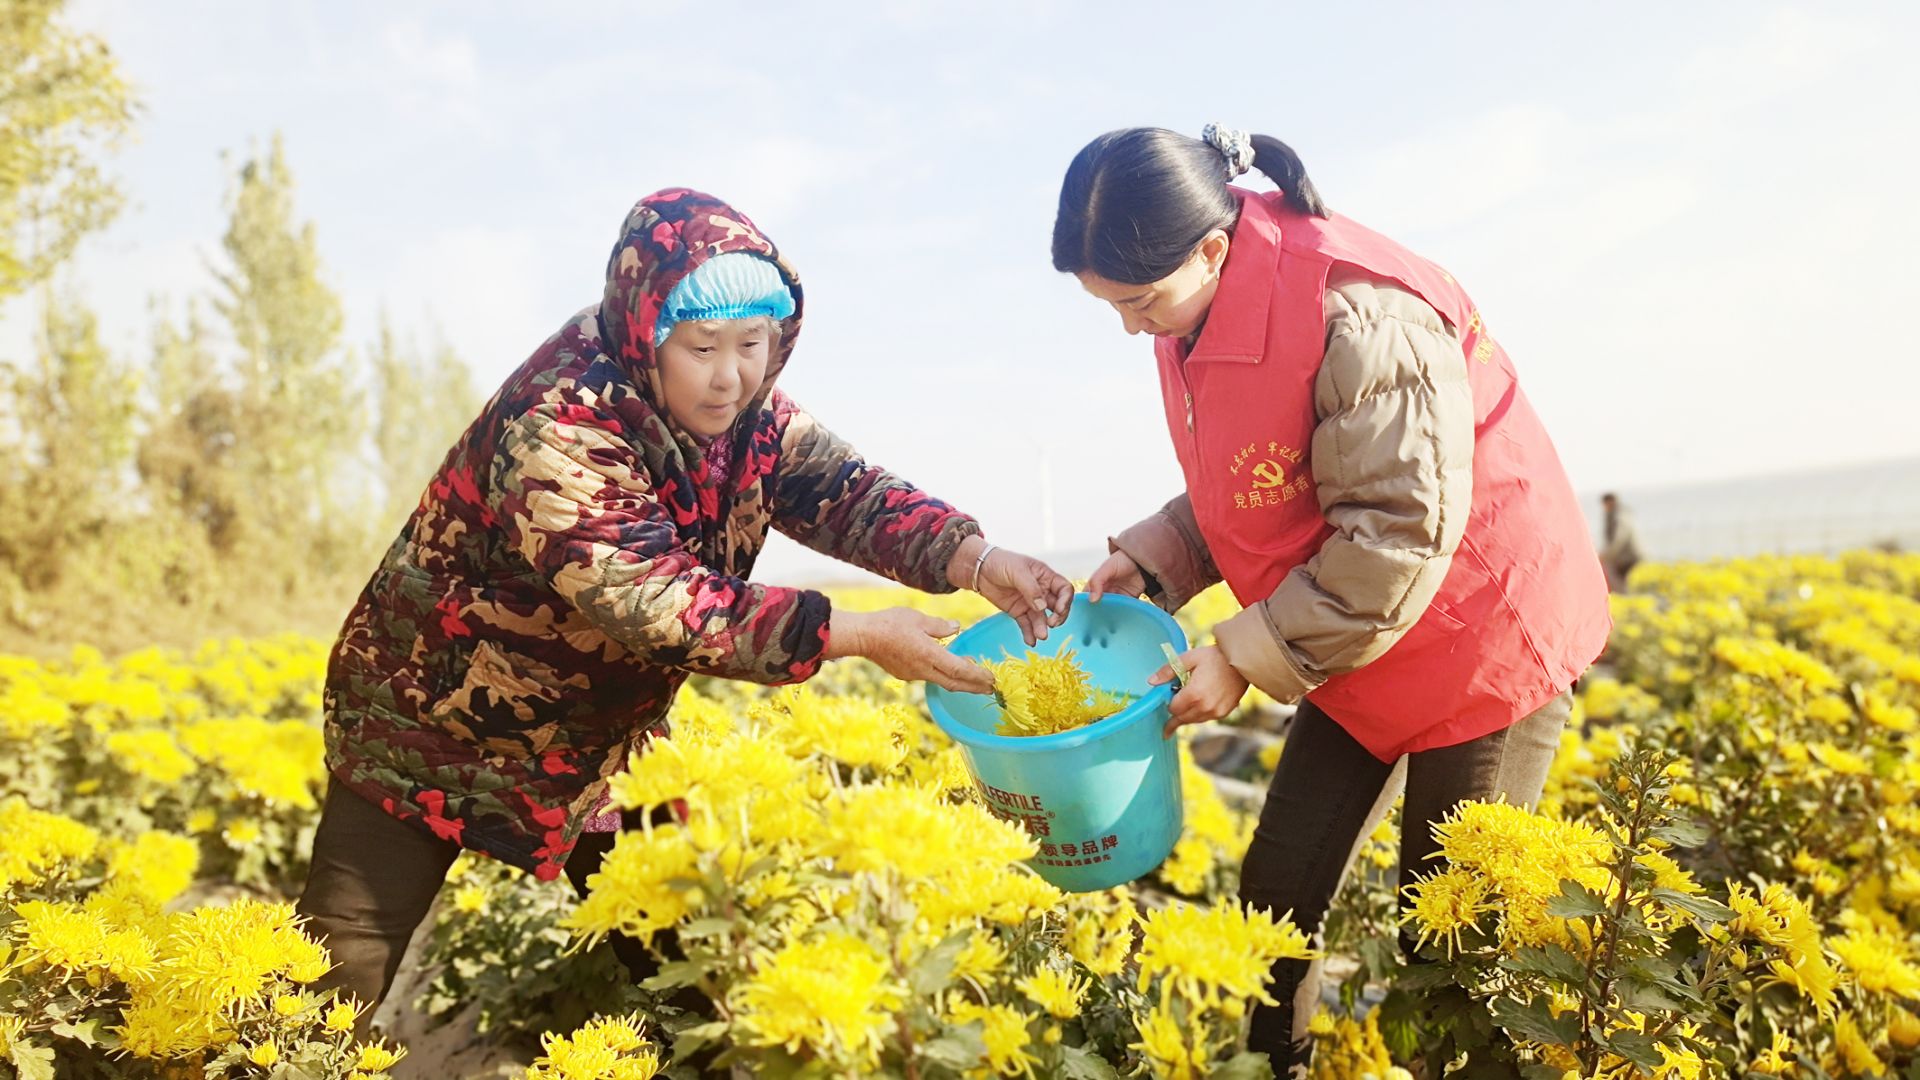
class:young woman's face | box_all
[654,318,775,440]
[1076,229,1231,340]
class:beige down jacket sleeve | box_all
[1214,267,1476,702]
[1113,267,1476,703]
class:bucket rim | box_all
[924,593,1190,753]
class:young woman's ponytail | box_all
[1052,125,1327,285]
[1247,133,1328,217]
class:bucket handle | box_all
[1159,642,1190,692]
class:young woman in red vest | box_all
[1056,125,1611,1069]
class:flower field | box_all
[4,552,1920,1079]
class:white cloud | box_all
[359,225,559,386]
[1334,6,1918,496]
[1675,7,1877,110]
[1341,104,1573,233]
[721,136,889,221]
[382,19,480,89]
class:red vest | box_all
[1156,191,1610,760]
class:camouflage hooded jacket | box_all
[324,190,980,879]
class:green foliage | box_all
[368,315,479,530]
[414,855,650,1048]
[0,300,140,596]
[0,0,136,301]
[0,128,481,650]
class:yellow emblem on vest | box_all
[1228,441,1311,510]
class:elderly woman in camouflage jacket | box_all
[297,189,1072,1026]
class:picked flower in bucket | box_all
[986,644,1131,737]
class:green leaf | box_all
[9,1040,57,1080]
[676,917,734,939]
[1651,888,1736,923]
[47,1017,104,1046]
[1392,961,1461,992]
[1652,976,1707,1008]
[1598,1029,1663,1069]
[1613,977,1684,1014]
[908,931,970,996]
[641,960,708,991]
[741,855,783,879]
[1498,944,1589,987]
[920,1027,987,1071]
[1357,934,1402,980]
[1488,995,1579,1046]
[1547,880,1610,919]
[1458,1054,1526,1080]
[733,1046,806,1080]
[1650,816,1709,848]
[1207,1052,1276,1080]
[670,1020,730,1065]
[1523,1067,1572,1080]
[1055,1044,1122,1080]
[1627,955,1679,981]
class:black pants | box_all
[294,781,666,1038]
[1238,693,1571,1073]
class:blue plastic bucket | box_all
[925,593,1188,892]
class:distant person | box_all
[1055,124,1611,1069]
[297,189,1074,1033]
[1599,492,1644,591]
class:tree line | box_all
[0,0,479,653]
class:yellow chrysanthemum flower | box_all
[564,827,701,947]
[1403,864,1496,954]
[1156,836,1215,896]
[1129,1002,1210,1080]
[0,799,100,893]
[1307,1010,1395,1080]
[986,646,1128,737]
[1832,925,1920,997]
[952,935,1008,982]
[1749,1030,1796,1075]
[324,999,360,1033]
[1832,1012,1880,1077]
[1015,966,1089,1019]
[754,685,911,771]
[947,998,1039,1077]
[355,1042,405,1071]
[105,831,201,907]
[1727,881,1839,1014]
[1134,903,1316,1010]
[451,883,488,915]
[732,932,903,1067]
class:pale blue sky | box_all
[10,1,1919,582]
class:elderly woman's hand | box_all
[947,536,1074,647]
[826,607,994,694]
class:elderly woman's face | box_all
[654,317,774,440]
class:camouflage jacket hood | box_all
[597,188,804,566]
[322,189,980,879]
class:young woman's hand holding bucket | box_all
[1089,549,1247,735]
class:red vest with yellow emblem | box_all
[1156,190,1610,759]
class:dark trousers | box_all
[294,781,664,1038]
[1239,692,1570,1073]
